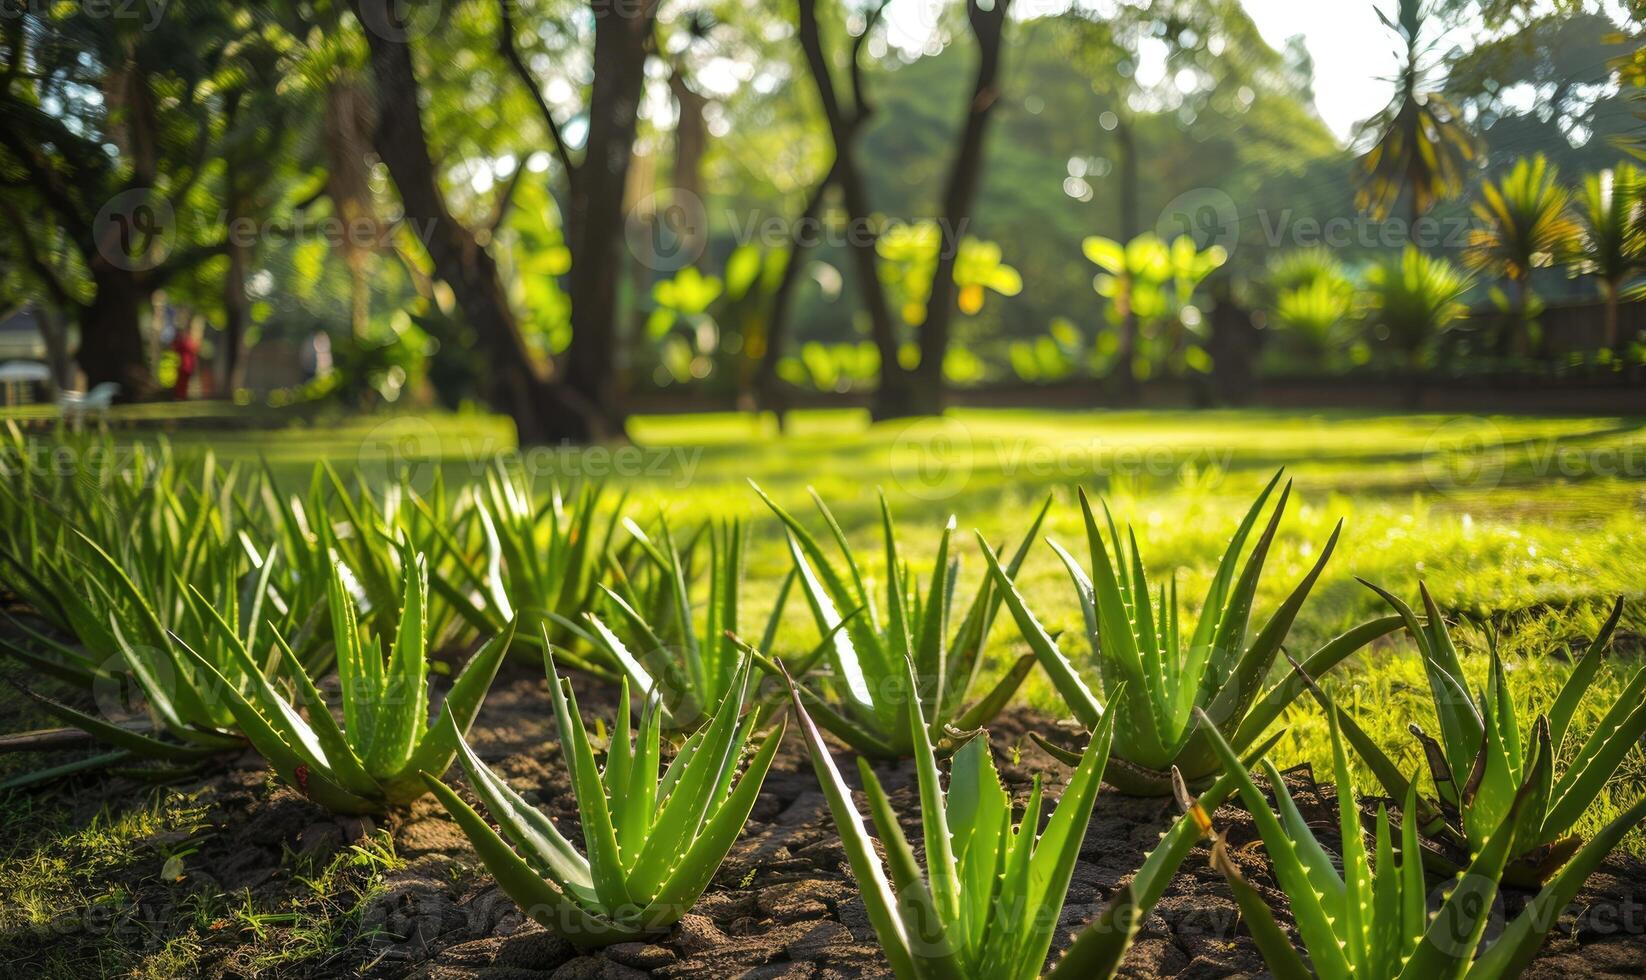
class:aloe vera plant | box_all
[427,462,627,665]
[179,547,516,813]
[423,643,782,946]
[982,471,1401,793]
[784,656,1116,979]
[1324,584,1643,883]
[1196,703,1646,980]
[555,517,796,730]
[757,483,1051,758]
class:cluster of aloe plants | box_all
[3,428,1642,975]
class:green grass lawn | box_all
[14,406,1646,847]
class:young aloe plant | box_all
[428,462,628,665]
[423,642,783,946]
[555,516,796,731]
[1323,584,1643,884]
[1196,703,1646,980]
[982,471,1401,793]
[784,652,1117,980]
[4,538,289,786]
[179,547,517,814]
[756,483,1052,758]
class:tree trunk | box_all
[76,269,154,399]
[34,304,72,395]
[900,0,1012,421]
[355,0,600,444]
[668,67,708,219]
[795,0,901,420]
[562,0,658,435]
[222,182,252,395]
[1604,279,1621,352]
[1113,113,1140,399]
[754,159,840,423]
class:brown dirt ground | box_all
[4,657,1645,979]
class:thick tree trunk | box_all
[356,0,599,444]
[899,0,1012,421]
[76,270,154,399]
[562,0,658,435]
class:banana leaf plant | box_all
[179,547,516,813]
[982,471,1402,793]
[1321,584,1643,884]
[1195,703,1646,980]
[756,483,1051,758]
[554,516,797,731]
[423,642,782,946]
[783,655,1115,980]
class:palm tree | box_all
[1464,154,1581,357]
[1266,248,1355,360]
[1365,245,1472,403]
[1354,0,1479,226]
[1570,163,1645,350]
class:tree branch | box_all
[497,0,579,187]
[0,198,81,312]
[488,160,527,233]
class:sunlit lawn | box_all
[28,405,1646,853]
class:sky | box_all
[1240,0,1401,141]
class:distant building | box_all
[0,305,49,361]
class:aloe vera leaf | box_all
[1077,490,1169,763]
[897,650,961,926]
[781,662,919,979]
[544,652,631,914]
[642,720,786,929]
[976,531,1103,728]
[420,774,637,946]
[14,687,221,762]
[1209,836,1315,980]
[1178,471,1284,707]
[1195,707,1351,979]
[1018,692,1116,975]
[1046,731,1285,980]
[365,554,429,776]
[1397,777,1530,980]
[952,653,1036,732]
[443,715,595,900]
[1546,597,1623,758]
[403,617,516,778]
[1468,791,1646,980]
[1205,518,1341,741]
[1543,683,1646,843]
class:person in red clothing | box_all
[171,325,200,400]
